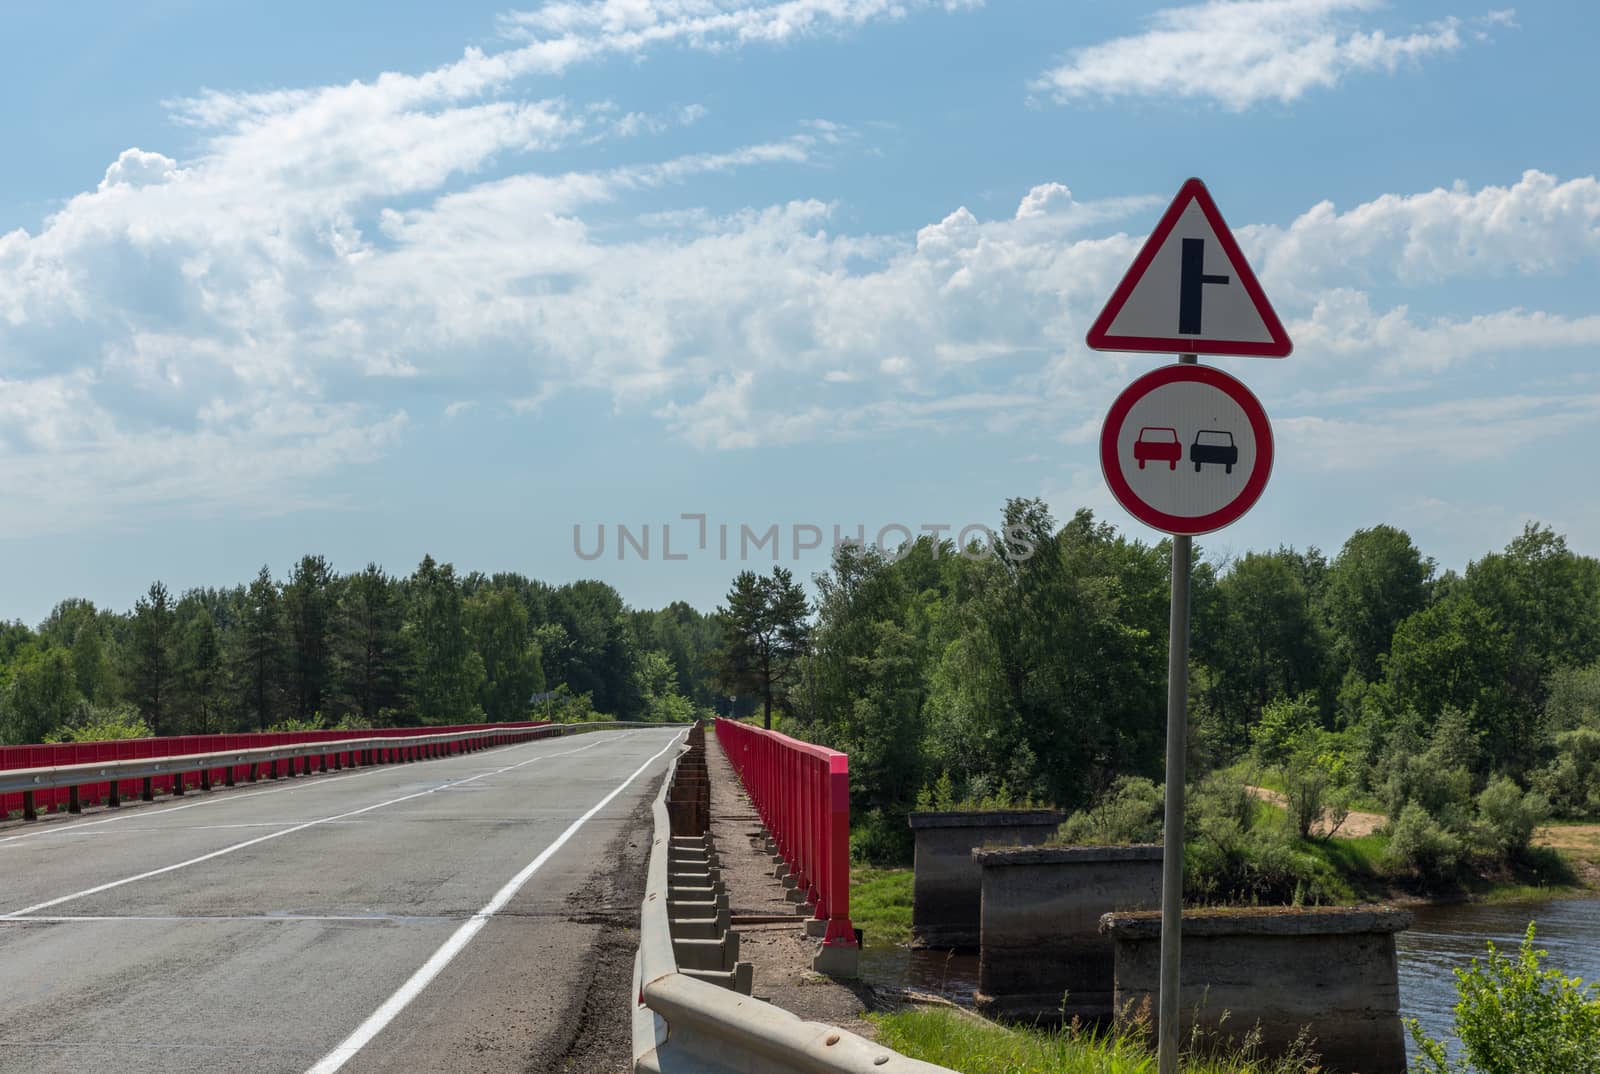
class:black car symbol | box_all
[1190,429,1238,474]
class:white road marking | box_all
[302,730,686,1074]
[1,732,636,918]
[1,914,459,924]
[0,765,393,847]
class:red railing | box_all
[714,717,856,952]
[0,721,550,819]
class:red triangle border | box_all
[1085,178,1293,358]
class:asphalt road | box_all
[0,726,685,1074]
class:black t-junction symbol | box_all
[1179,238,1229,335]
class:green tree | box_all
[335,564,409,726]
[544,580,642,718]
[716,566,811,730]
[635,649,694,722]
[125,581,175,735]
[283,554,336,722]
[406,555,483,723]
[465,586,545,722]
[1194,550,1329,755]
[236,566,284,732]
[1,647,81,743]
[1324,525,1432,681]
[1385,594,1520,768]
[69,616,116,704]
[1546,662,1600,733]
[177,607,226,734]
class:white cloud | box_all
[1291,291,1600,372]
[1033,0,1512,110]
[99,149,183,191]
[499,0,984,51]
[1250,170,1600,295]
[1278,392,1600,472]
[0,0,1595,537]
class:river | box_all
[1397,896,1600,1060]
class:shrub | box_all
[1409,923,1600,1074]
[1531,728,1600,818]
[1055,776,1162,845]
[1473,776,1550,859]
[266,715,327,733]
[1250,692,1319,767]
[912,769,1045,814]
[1383,803,1464,884]
[1280,752,1331,839]
[43,704,152,743]
[1382,755,1475,834]
[851,807,913,866]
[1184,773,1342,905]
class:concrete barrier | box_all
[1100,905,1414,1074]
[972,844,1161,1023]
[908,809,1065,949]
[634,725,957,1074]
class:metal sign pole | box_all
[1157,352,1197,1074]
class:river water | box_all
[861,896,1600,1062]
[1396,896,1600,1059]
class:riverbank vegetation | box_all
[0,557,721,743]
[869,1006,1320,1074]
[727,500,1599,899]
[851,866,914,947]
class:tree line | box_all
[0,555,724,744]
[715,499,1600,868]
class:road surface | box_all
[0,726,684,1074]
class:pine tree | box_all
[126,581,174,735]
[715,567,811,730]
[180,608,225,734]
[283,554,336,722]
[237,566,283,732]
[407,555,482,724]
[336,564,408,726]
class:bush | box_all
[1280,752,1332,839]
[1383,803,1464,884]
[1250,692,1319,767]
[43,704,152,743]
[1532,728,1600,818]
[266,715,327,733]
[1056,776,1163,845]
[1185,773,1342,905]
[851,807,913,866]
[1382,754,1475,834]
[1474,776,1550,859]
[1409,923,1600,1074]
[912,769,1046,814]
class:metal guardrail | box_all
[0,721,638,820]
[633,726,955,1074]
[714,717,856,971]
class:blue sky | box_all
[2,0,1598,624]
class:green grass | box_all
[851,866,913,948]
[868,1008,1318,1074]
[1298,830,1389,875]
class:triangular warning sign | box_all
[1086,178,1292,358]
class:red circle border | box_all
[1099,364,1274,536]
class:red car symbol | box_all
[1133,426,1181,470]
